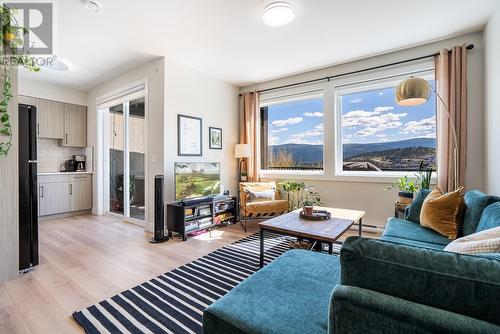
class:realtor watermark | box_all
[1,2,55,67]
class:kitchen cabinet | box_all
[35,98,64,139]
[63,104,87,147]
[38,180,70,216]
[69,174,92,212]
[38,173,92,216]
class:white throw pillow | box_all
[444,226,500,255]
[248,189,275,202]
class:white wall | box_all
[242,32,485,229]
[163,61,240,204]
[484,5,500,196]
[18,78,87,105]
[87,58,165,231]
[0,69,19,283]
[87,58,239,232]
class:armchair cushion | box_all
[248,189,275,202]
[244,200,288,215]
[339,237,500,325]
[239,182,280,208]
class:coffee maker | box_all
[74,155,86,172]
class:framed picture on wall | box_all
[209,127,222,150]
[178,114,202,156]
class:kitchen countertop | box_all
[38,171,93,175]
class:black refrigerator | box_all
[18,103,39,271]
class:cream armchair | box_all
[239,181,289,232]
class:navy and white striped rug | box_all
[73,232,341,334]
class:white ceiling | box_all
[19,0,499,91]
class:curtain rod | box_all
[239,44,474,96]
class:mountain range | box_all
[268,138,436,165]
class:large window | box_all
[338,74,436,173]
[261,94,324,171]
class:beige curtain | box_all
[239,92,260,182]
[435,46,467,192]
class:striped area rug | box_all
[73,232,342,334]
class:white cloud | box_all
[284,123,324,145]
[268,135,279,145]
[374,106,394,112]
[401,115,436,135]
[349,98,363,104]
[342,110,407,130]
[304,112,323,117]
[272,117,303,127]
[270,128,288,134]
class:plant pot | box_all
[303,206,314,215]
[398,191,414,205]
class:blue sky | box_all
[267,80,436,145]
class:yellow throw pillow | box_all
[420,186,464,239]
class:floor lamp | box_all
[395,77,459,190]
[235,144,251,182]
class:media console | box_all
[166,196,238,241]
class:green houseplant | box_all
[279,180,306,211]
[415,161,434,190]
[0,4,40,156]
[302,188,323,215]
[384,175,418,204]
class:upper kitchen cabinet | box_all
[63,103,87,147]
[36,99,64,139]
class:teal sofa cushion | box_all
[462,190,499,235]
[380,235,446,250]
[340,237,500,325]
[203,250,340,334]
[330,285,500,334]
[476,202,500,232]
[382,218,451,247]
[404,189,431,223]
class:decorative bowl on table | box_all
[299,210,331,221]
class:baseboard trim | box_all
[39,210,92,221]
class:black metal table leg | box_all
[259,228,265,268]
[328,243,333,255]
[358,218,362,237]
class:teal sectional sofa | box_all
[203,190,500,334]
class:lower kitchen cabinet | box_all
[38,174,92,217]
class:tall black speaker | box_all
[150,175,169,243]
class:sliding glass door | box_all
[104,95,145,223]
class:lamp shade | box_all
[234,144,251,158]
[395,77,430,106]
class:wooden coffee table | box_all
[259,207,365,267]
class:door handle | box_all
[37,123,40,135]
[65,133,68,144]
[69,184,73,195]
[40,186,44,198]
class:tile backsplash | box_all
[37,139,86,172]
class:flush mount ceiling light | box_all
[262,2,295,27]
[84,0,101,12]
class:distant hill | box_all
[268,138,436,168]
[343,138,436,159]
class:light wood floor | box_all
[0,214,378,334]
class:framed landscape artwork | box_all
[178,114,202,156]
[209,127,222,150]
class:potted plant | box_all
[302,187,323,215]
[279,180,306,211]
[384,175,417,205]
[415,161,434,190]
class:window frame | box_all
[333,68,436,180]
[257,60,438,183]
[259,84,327,177]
